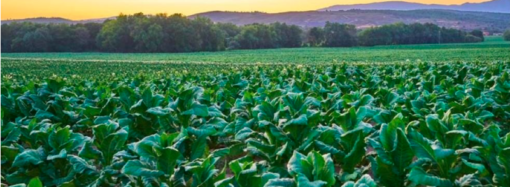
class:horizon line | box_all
[1,0,497,21]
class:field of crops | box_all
[2,36,509,64]
[2,39,510,187]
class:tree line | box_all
[504,30,510,41]
[1,13,486,53]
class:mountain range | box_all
[2,0,509,32]
[1,17,112,25]
[192,9,510,32]
[320,0,510,13]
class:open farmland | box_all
[2,38,510,186]
[2,36,509,65]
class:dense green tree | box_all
[163,14,200,52]
[358,26,392,46]
[464,34,483,43]
[235,24,277,49]
[306,27,325,47]
[192,17,226,51]
[17,27,53,52]
[217,23,240,39]
[323,22,357,47]
[47,24,79,51]
[271,22,302,48]
[1,23,14,52]
[96,14,136,52]
[1,13,484,52]
[74,27,92,51]
[358,22,480,46]
[470,30,485,41]
[216,23,241,49]
[74,23,102,51]
[6,22,41,52]
[129,14,165,52]
[504,30,510,41]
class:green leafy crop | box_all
[2,60,510,186]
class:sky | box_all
[2,0,490,20]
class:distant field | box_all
[3,37,509,65]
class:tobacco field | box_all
[2,59,510,186]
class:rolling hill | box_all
[3,8,510,32]
[319,0,510,13]
[1,17,111,25]
[192,9,510,32]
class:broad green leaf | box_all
[408,128,435,161]
[122,160,165,177]
[392,128,414,174]
[295,173,327,187]
[28,177,43,187]
[408,167,452,187]
[265,178,295,187]
[183,103,209,117]
[147,106,172,116]
[68,155,98,175]
[12,148,45,168]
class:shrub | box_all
[504,30,510,41]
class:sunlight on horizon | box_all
[2,0,490,20]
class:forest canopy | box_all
[1,13,485,53]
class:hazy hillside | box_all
[1,17,111,25]
[320,0,510,13]
[1,17,76,24]
[3,9,510,32]
[192,9,510,32]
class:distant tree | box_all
[504,30,510,41]
[75,23,102,51]
[470,30,484,41]
[235,24,276,49]
[358,22,478,46]
[358,26,392,46]
[8,22,42,52]
[48,24,79,51]
[286,25,303,47]
[464,34,483,43]
[96,14,136,52]
[74,27,91,51]
[217,23,241,38]
[422,23,441,44]
[129,14,164,52]
[306,27,325,47]
[216,23,241,49]
[323,22,357,47]
[440,27,465,43]
[17,27,53,52]
[1,23,14,52]
[0,13,485,52]
[164,14,200,52]
[271,22,302,48]
[145,24,165,52]
[192,17,226,51]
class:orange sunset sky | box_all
[2,0,490,20]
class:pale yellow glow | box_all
[2,0,490,20]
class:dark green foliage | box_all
[3,22,95,52]
[358,22,483,46]
[1,13,486,53]
[504,30,510,41]
[323,22,357,47]
[271,22,303,48]
[470,30,485,41]
[2,59,510,186]
[306,27,325,47]
[234,23,277,49]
